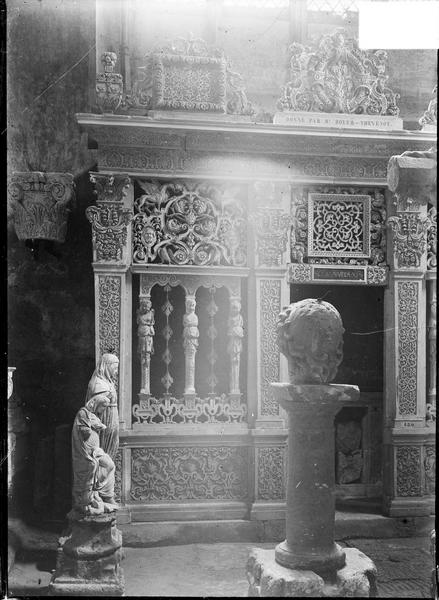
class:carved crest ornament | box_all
[8,172,75,243]
[125,35,255,116]
[277,29,400,116]
[96,52,123,114]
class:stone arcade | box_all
[7,0,436,596]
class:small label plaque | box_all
[313,267,366,282]
[274,111,403,131]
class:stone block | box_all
[246,547,377,597]
[49,511,124,596]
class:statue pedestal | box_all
[246,383,377,596]
[49,510,124,596]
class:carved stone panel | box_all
[397,281,419,416]
[260,280,281,416]
[427,206,437,271]
[257,446,286,501]
[130,446,249,501]
[86,204,133,263]
[114,449,122,503]
[396,446,421,497]
[98,275,121,357]
[133,180,247,266]
[424,445,435,495]
[307,193,371,259]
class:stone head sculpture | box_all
[277,298,344,384]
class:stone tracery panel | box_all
[397,280,418,416]
[132,180,247,266]
[130,446,249,501]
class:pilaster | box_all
[383,154,436,517]
[87,173,133,432]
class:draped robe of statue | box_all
[71,396,116,514]
[85,354,119,460]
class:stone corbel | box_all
[8,172,75,256]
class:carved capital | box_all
[90,173,131,203]
[86,204,133,263]
[8,172,75,243]
[387,149,437,209]
[252,208,291,267]
[388,213,430,269]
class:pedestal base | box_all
[49,511,125,596]
[247,547,377,597]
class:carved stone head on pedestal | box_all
[277,298,344,384]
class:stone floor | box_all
[8,537,433,597]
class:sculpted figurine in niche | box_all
[85,353,119,460]
[71,395,118,514]
[277,298,344,384]
[183,297,199,394]
[227,298,244,394]
[137,298,155,394]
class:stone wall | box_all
[7,0,96,520]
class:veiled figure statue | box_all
[71,395,118,515]
[85,353,119,460]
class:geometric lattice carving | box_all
[397,281,418,416]
[126,35,255,116]
[132,394,247,425]
[291,187,386,266]
[257,446,286,500]
[133,180,247,266]
[130,446,249,501]
[260,279,281,416]
[277,29,400,116]
[308,193,371,258]
[396,446,421,497]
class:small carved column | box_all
[183,294,199,396]
[87,173,133,434]
[137,294,155,396]
[382,152,436,517]
[227,295,244,396]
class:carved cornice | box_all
[8,172,75,242]
[277,29,400,117]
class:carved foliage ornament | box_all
[8,172,75,242]
[257,447,285,501]
[396,446,421,497]
[130,446,248,501]
[277,29,400,116]
[260,280,281,416]
[98,275,121,357]
[132,394,247,425]
[125,35,255,116]
[133,180,247,266]
[397,281,418,416]
[388,213,430,269]
[427,206,437,270]
[96,52,123,114]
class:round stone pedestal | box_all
[49,510,124,596]
[247,547,377,597]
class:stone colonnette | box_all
[246,299,377,597]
